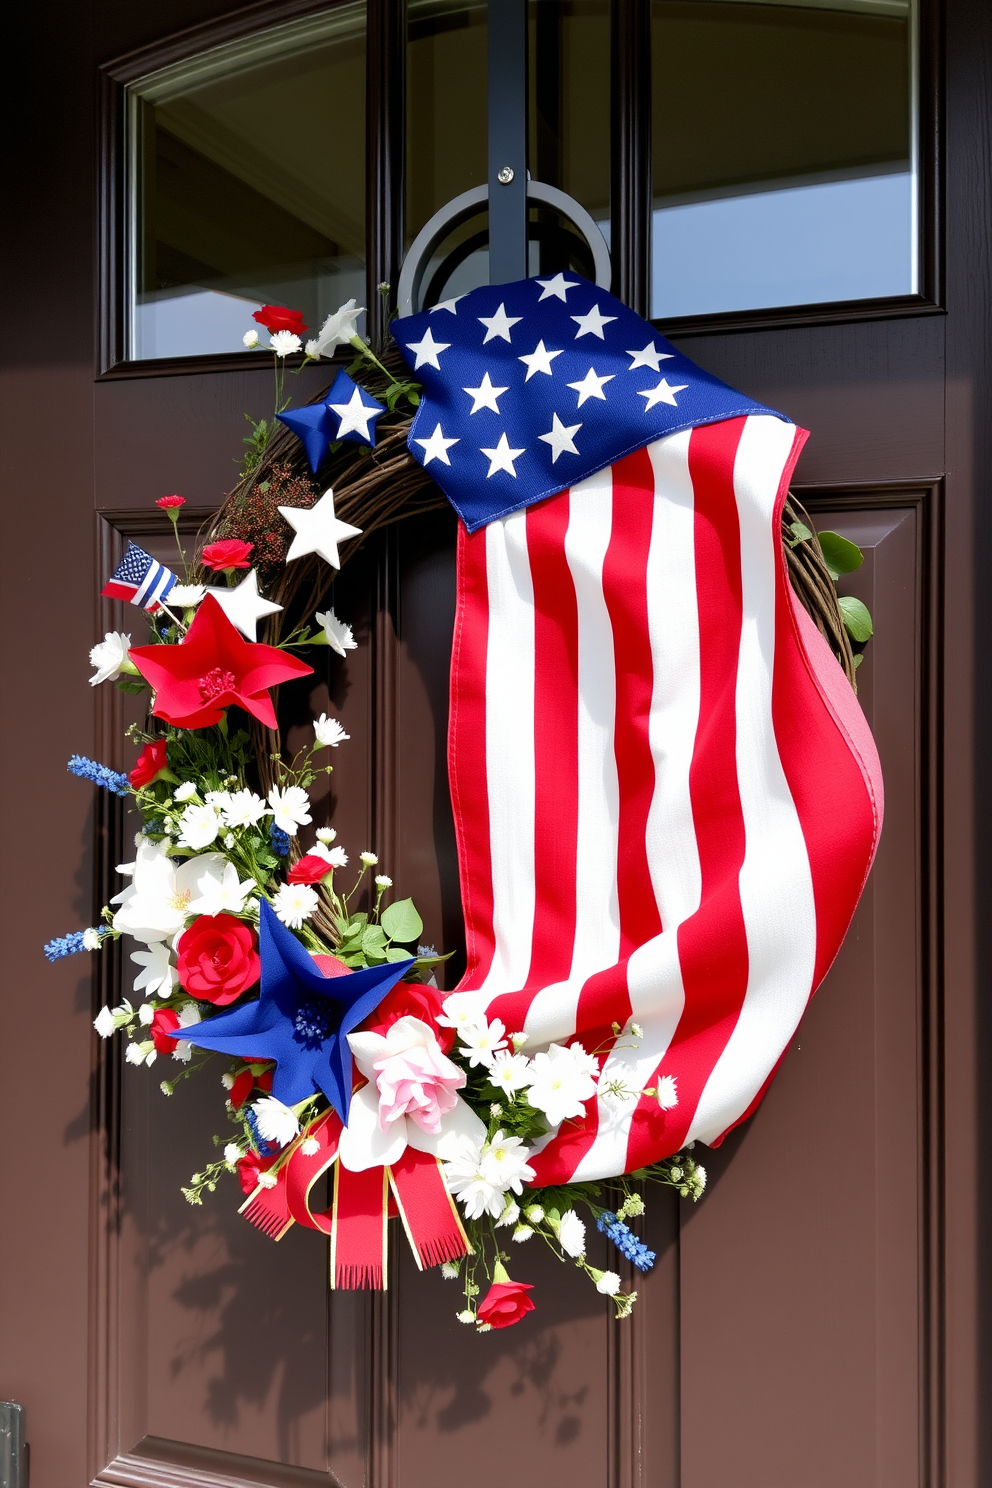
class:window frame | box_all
[96,0,941,380]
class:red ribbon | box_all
[238,1112,472,1287]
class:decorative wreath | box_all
[50,286,875,1334]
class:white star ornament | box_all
[571,303,617,339]
[415,423,460,467]
[478,302,523,344]
[279,489,362,570]
[568,367,615,406]
[207,570,283,641]
[406,327,451,370]
[626,341,674,372]
[329,387,382,441]
[480,433,526,478]
[536,273,580,302]
[518,340,563,380]
[538,414,582,463]
[638,378,689,411]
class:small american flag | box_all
[102,543,176,613]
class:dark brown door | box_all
[2,2,988,1486]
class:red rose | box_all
[477,1279,535,1330]
[253,304,307,337]
[130,739,169,789]
[200,539,253,572]
[156,494,186,510]
[176,914,260,1005]
[287,853,332,885]
[228,1062,273,1110]
[236,1148,278,1196]
[150,1007,180,1055]
[363,982,455,1052]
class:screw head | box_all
[497,165,514,185]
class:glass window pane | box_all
[650,0,915,319]
[128,5,366,361]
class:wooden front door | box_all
[3,1,988,1485]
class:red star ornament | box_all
[130,593,312,730]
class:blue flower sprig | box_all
[67,754,130,796]
[597,1211,657,1272]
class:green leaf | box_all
[786,519,813,548]
[817,530,864,581]
[386,946,415,963]
[115,676,150,695]
[381,898,424,944]
[838,594,873,642]
[853,653,864,670]
[362,924,388,955]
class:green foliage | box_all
[816,529,865,581]
[381,897,423,944]
[837,594,874,642]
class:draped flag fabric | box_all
[395,275,883,1184]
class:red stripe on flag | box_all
[449,522,496,990]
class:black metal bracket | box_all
[487,0,528,282]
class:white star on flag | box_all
[406,327,451,370]
[415,423,460,466]
[571,304,617,339]
[626,341,674,372]
[463,372,509,414]
[206,570,282,641]
[536,273,580,302]
[518,340,563,380]
[538,414,582,463]
[568,367,615,406]
[638,378,690,410]
[279,488,362,569]
[329,387,381,440]
[480,433,525,478]
[430,296,465,314]
[478,302,523,344]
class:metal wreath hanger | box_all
[396,0,612,317]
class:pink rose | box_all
[351,1015,465,1135]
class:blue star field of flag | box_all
[394,274,789,531]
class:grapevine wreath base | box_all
[49,290,874,1332]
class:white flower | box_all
[510,1031,528,1050]
[270,330,302,356]
[375,874,392,888]
[480,1130,535,1195]
[171,1001,201,1062]
[596,1271,621,1296]
[221,1072,236,1090]
[82,927,103,951]
[205,789,232,811]
[313,299,365,357]
[243,329,260,348]
[112,841,229,941]
[131,941,177,998]
[442,1134,502,1220]
[512,1225,534,1243]
[457,1017,508,1069]
[311,842,348,868]
[360,851,378,866]
[524,1204,544,1224]
[272,882,318,928]
[177,803,221,850]
[457,1310,475,1324]
[174,781,198,803]
[656,1075,679,1110]
[496,1200,520,1228]
[138,1002,155,1026]
[556,1209,586,1257]
[223,1143,241,1165]
[160,1081,173,1096]
[168,583,205,608]
[221,788,269,829]
[315,607,357,656]
[257,1171,278,1189]
[89,631,132,685]
[188,860,257,916]
[526,1042,599,1128]
[316,827,337,843]
[93,1006,116,1038]
[487,1051,532,1095]
[252,1095,300,1148]
[268,784,312,835]
[301,1136,320,1156]
[441,1261,460,1279]
[694,1164,707,1192]
[305,338,319,358]
[125,1040,155,1066]
[313,713,350,748]
[630,1022,644,1038]
[476,1323,492,1333]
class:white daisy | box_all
[251,1095,300,1148]
[487,1051,532,1095]
[268,784,312,835]
[656,1075,679,1110]
[272,882,318,928]
[313,713,350,748]
[168,584,205,608]
[310,841,348,868]
[270,330,302,356]
[176,803,221,851]
[458,1017,508,1069]
[187,860,257,917]
[221,788,270,829]
[526,1043,599,1128]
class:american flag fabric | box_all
[395,278,883,1182]
[102,542,177,613]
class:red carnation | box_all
[228,1063,273,1111]
[287,853,333,885]
[150,1007,181,1056]
[363,982,454,1053]
[176,913,260,1005]
[129,593,312,730]
[201,539,253,572]
[477,1279,536,1330]
[236,1148,279,1196]
[130,739,169,789]
[253,305,307,337]
[156,494,186,510]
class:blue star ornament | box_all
[277,371,386,472]
[394,275,789,532]
[172,900,412,1123]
